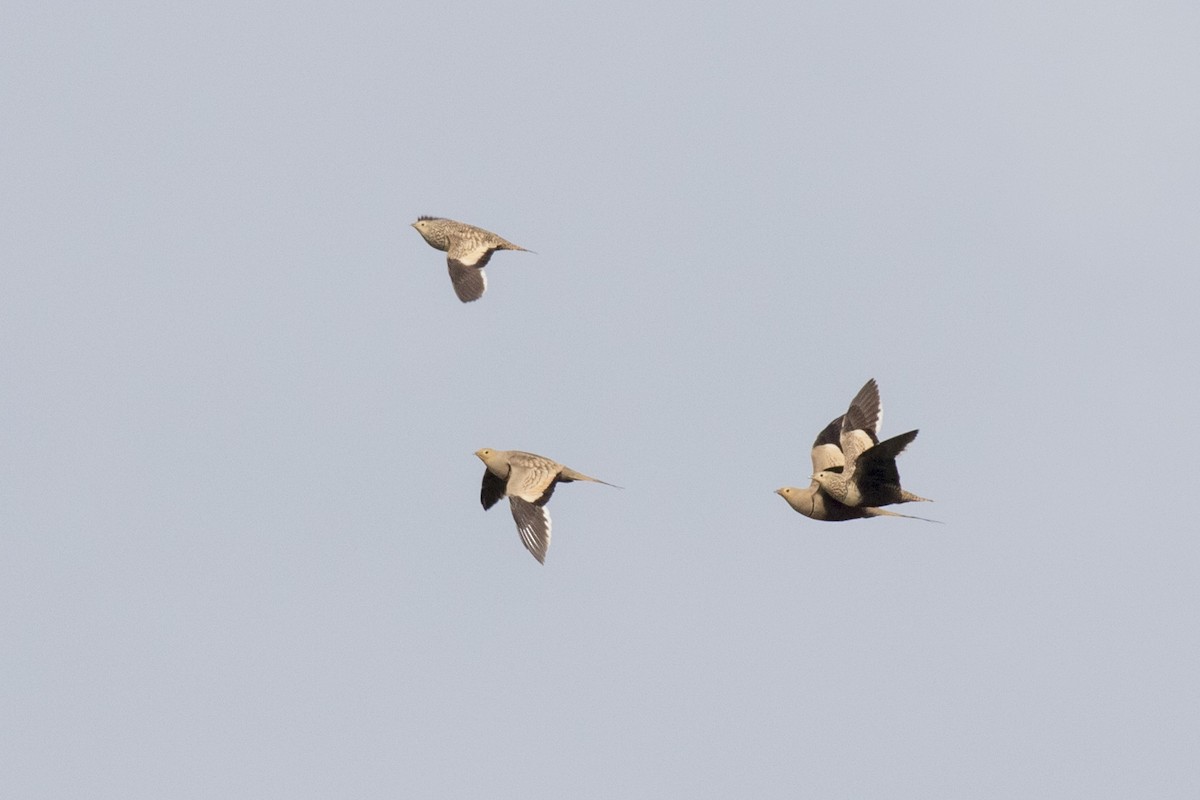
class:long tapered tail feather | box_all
[558,467,622,489]
[865,507,943,523]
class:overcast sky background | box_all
[3,1,1198,797]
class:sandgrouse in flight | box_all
[776,379,935,522]
[475,449,617,564]
[777,379,936,522]
[809,379,932,509]
[411,216,530,302]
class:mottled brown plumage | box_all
[810,381,932,508]
[474,449,617,564]
[777,379,937,522]
[411,217,530,302]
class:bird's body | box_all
[474,449,617,563]
[411,216,530,302]
[812,428,932,508]
[777,379,936,522]
[776,417,923,521]
[776,481,917,521]
[809,381,932,509]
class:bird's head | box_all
[777,486,816,516]
[475,448,507,476]
[412,217,449,249]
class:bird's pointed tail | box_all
[865,506,942,524]
[559,467,622,489]
[499,239,534,253]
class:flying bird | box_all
[474,449,618,564]
[411,216,530,302]
[810,380,932,509]
[777,379,937,522]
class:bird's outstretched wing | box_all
[448,259,487,302]
[509,497,551,563]
[480,468,506,510]
[853,429,919,499]
[840,379,882,473]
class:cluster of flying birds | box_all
[413,216,937,564]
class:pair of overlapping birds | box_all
[412,216,937,564]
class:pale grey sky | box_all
[3,1,1198,798]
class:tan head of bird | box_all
[777,486,815,515]
[474,448,506,475]
[811,471,838,490]
[411,217,448,249]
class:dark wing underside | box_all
[448,259,488,302]
[855,455,902,493]
[812,415,845,450]
[853,430,919,499]
[480,468,506,510]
